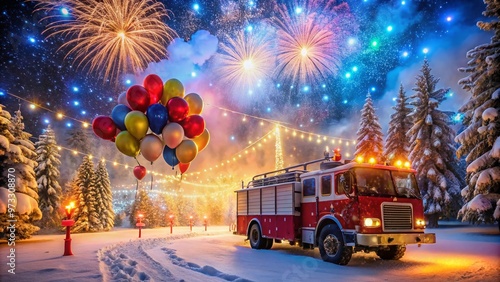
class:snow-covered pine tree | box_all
[72,156,100,232]
[129,189,154,228]
[385,84,412,164]
[0,107,41,239]
[456,0,500,226]
[408,60,462,228]
[94,160,114,231]
[60,127,92,188]
[354,93,384,163]
[66,127,91,154]
[35,125,62,229]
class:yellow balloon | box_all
[161,78,184,104]
[115,131,140,157]
[124,111,149,140]
[184,93,204,115]
[175,140,198,164]
[192,129,210,152]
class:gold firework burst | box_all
[33,0,177,83]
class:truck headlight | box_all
[363,218,381,228]
[415,219,426,228]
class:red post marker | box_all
[169,215,174,234]
[62,202,75,256]
[189,215,193,232]
[204,215,208,232]
[136,214,145,238]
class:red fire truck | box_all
[235,151,436,265]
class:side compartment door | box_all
[236,190,248,235]
[261,186,276,238]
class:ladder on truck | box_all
[245,155,335,188]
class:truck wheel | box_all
[249,224,265,249]
[318,224,352,265]
[263,238,273,249]
[376,245,406,260]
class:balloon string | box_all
[135,157,140,166]
[135,179,138,199]
[150,171,153,190]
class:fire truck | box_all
[235,151,436,265]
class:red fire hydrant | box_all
[62,202,75,256]
[136,214,145,238]
[189,215,193,232]
[169,215,174,234]
[204,215,208,231]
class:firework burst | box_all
[272,0,354,84]
[33,0,177,83]
[216,28,275,96]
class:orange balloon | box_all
[192,129,210,152]
[175,140,198,163]
[184,93,203,115]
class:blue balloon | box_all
[163,146,179,167]
[146,104,169,134]
[110,104,131,131]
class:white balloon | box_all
[117,92,131,108]
[162,122,184,149]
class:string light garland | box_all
[3,91,357,183]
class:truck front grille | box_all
[382,204,413,231]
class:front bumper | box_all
[356,232,436,247]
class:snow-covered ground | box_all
[1,223,499,281]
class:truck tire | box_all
[249,223,265,249]
[376,245,406,260]
[318,224,352,265]
[263,238,273,249]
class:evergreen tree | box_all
[94,161,115,231]
[456,0,500,225]
[72,156,100,232]
[60,128,92,188]
[66,127,91,154]
[354,93,384,163]
[408,60,462,228]
[385,84,412,164]
[35,125,62,229]
[0,106,41,239]
[129,189,155,228]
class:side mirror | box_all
[340,172,354,198]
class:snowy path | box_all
[1,224,499,281]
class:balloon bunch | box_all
[92,75,210,176]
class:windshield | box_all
[391,170,421,199]
[353,168,421,198]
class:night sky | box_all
[0,0,489,176]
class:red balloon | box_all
[143,74,163,105]
[92,116,117,140]
[179,162,190,174]
[126,85,150,112]
[167,97,189,122]
[180,115,205,138]
[133,165,147,180]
